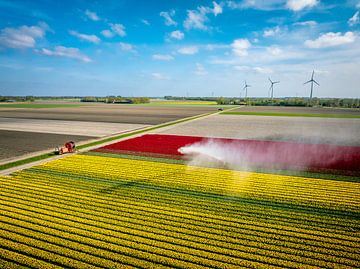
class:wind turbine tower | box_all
[304,70,319,103]
[268,78,280,100]
[243,81,251,99]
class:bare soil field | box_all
[0,118,148,137]
[0,130,95,161]
[233,106,360,115]
[0,104,216,125]
[153,114,360,146]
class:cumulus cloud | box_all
[305,32,356,48]
[85,10,100,21]
[286,0,319,11]
[110,23,126,37]
[101,29,113,38]
[152,54,174,61]
[227,0,285,11]
[69,30,100,44]
[160,10,177,26]
[231,38,251,56]
[0,22,48,49]
[151,72,171,80]
[263,26,281,37]
[348,11,359,26]
[101,23,126,38]
[184,2,222,31]
[170,30,184,40]
[194,63,207,75]
[37,46,92,62]
[178,46,199,55]
[212,1,223,16]
[119,42,136,52]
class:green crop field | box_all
[221,111,360,118]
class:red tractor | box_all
[55,141,76,155]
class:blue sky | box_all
[0,0,359,98]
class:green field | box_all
[221,111,360,118]
[0,103,85,109]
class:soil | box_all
[0,104,217,125]
[233,106,360,115]
[0,130,95,161]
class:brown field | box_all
[154,114,360,146]
[0,104,217,125]
[0,130,95,161]
[233,105,360,115]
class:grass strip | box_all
[0,112,214,171]
[0,153,55,171]
[221,111,360,118]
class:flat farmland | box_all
[0,103,217,125]
[154,114,360,146]
[0,130,95,161]
[231,105,360,115]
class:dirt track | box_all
[0,104,217,125]
[0,130,95,161]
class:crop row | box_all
[38,155,360,211]
[95,134,360,172]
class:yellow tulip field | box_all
[0,154,359,268]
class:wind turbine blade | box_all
[304,80,311,85]
[268,78,272,83]
[314,80,320,86]
[311,70,314,79]
[274,81,280,84]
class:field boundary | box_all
[0,107,238,174]
[221,111,360,118]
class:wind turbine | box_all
[243,81,251,98]
[304,70,319,103]
[268,77,280,100]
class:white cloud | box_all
[101,29,113,38]
[286,0,318,11]
[305,32,356,48]
[178,46,199,55]
[184,9,208,30]
[263,26,281,37]
[183,2,222,31]
[267,46,283,56]
[37,46,92,62]
[119,42,136,52]
[160,10,177,26]
[195,63,208,75]
[151,72,170,80]
[170,30,184,40]
[141,19,150,26]
[85,10,100,21]
[212,1,223,16]
[234,65,273,74]
[227,0,285,11]
[0,23,48,49]
[293,20,317,27]
[348,11,359,26]
[152,54,174,61]
[69,30,100,44]
[110,23,126,37]
[231,38,251,56]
